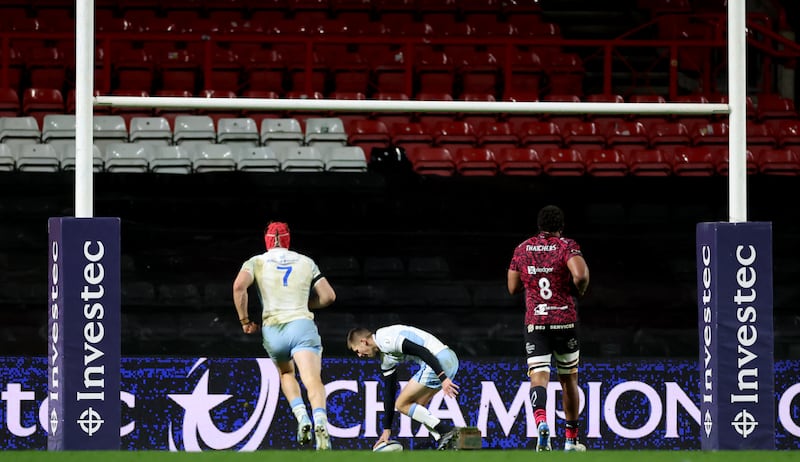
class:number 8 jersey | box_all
[240,247,322,326]
[508,232,583,326]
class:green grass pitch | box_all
[3,451,800,462]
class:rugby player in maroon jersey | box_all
[507,205,590,452]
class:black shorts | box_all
[524,323,580,360]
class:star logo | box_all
[167,358,280,452]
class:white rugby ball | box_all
[373,440,403,452]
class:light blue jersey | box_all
[374,324,458,388]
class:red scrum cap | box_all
[264,221,290,250]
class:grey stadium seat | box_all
[280,146,325,172]
[93,115,129,152]
[14,143,60,172]
[150,145,193,174]
[260,118,304,157]
[324,146,368,172]
[59,144,104,172]
[104,142,151,173]
[0,116,41,146]
[129,117,172,146]
[234,146,281,172]
[173,115,216,147]
[192,143,236,173]
[217,117,259,148]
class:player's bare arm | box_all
[567,255,590,297]
[233,270,258,333]
[507,269,523,295]
[309,277,336,309]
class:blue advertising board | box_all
[1,356,799,450]
[697,222,775,449]
[47,217,121,450]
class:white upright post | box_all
[75,0,95,218]
[728,0,747,223]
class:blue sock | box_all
[313,407,327,423]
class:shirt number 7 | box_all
[276,265,293,286]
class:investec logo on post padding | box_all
[730,245,761,439]
[76,240,110,437]
[699,244,713,438]
[48,239,61,437]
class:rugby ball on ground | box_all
[373,440,403,452]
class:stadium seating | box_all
[405,146,455,176]
[191,143,237,172]
[0,144,14,171]
[475,121,519,154]
[93,115,130,152]
[234,146,281,172]
[0,116,41,146]
[129,116,173,145]
[669,146,715,176]
[149,145,194,174]
[304,117,349,159]
[324,146,369,172]
[104,143,152,173]
[280,146,325,172]
[58,144,104,172]
[260,118,304,156]
[541,147,585,176]
[40,114,76,151]
[584,148,629,176]
[453,147,498,176]
[172,115,216,147]
[21,88,64,128]
[14,143,60,172]
[495,147,542,176]
[757,148,800,175]
[627,149,673,176]
[346,119,391,156]
[0,88,20,117]
[216,117,260,148]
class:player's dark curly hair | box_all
[537,205,565,233]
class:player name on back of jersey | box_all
[526,244,557,252]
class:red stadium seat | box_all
[767,119,800,148]
[691,121,728,146]
[244,50,285,94]
[745,120,777,148]
[406,146,455,176]
[755,93,797,121]
[584,148,628,176]
[562,121,604,150]
[458,51,500,98]
[347,119,392,155]
[711,147,758,176]
[517,121,561,151]
[476,121,519,153]
[459,92,499,128]
[495,147,542,176]
[0,87,21,117]
[670,146,715,176]
[329,53,371,95]
[504,51,543,101]
[372,92,411,127]
[22,87,65,127]
[26,47,67,91]
[390,122,433,152]
[207,49,243,94]
[157,50,200,93]
[627,148,673,176]
[649,121,691,148]
[605,121,649,147]
[0,47,24,93]
[414,92,456,126]
[372,50,408,95]
[757,148,800,176]
[285,52,328,95]
[415,50,456,95]
[453,147,498,176]
[432,121,478,154]
[114,49,155,93]
[541,147,585,176]
[544,53,585,97]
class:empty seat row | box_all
[0,142,368,173]
[0,115,351,155]
[400,145,800,177]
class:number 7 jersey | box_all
[508,233,583,326]
[240,247,321,326]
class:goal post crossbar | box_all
[93,96,731,116]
